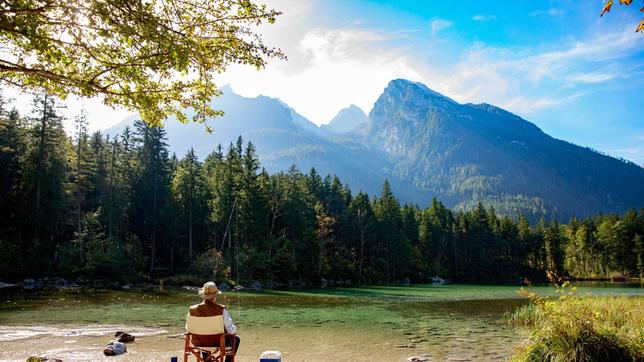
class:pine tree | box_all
[544,220,566,277]
[131,120,171,274]
[21,93,69,269]
[0,100,27,277]
[349,191,374,283]
[72,110,90,261]
[172,148,207,260]
[0,104,25,241]
[374,180,407,280]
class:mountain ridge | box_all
[105,79,644,219]
[321,104,369,134]
[363,79,643,218]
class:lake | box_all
[0,283,641,361]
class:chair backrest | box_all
[186,314,225,335]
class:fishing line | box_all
[235,199,241,321]
[209,195,243,321]
[210,195,238,282]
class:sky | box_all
[3,0,644,164]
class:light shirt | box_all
[223,308,237,334]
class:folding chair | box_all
[184,314,236,362]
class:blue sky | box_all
[302,0,644,164]
[4,0,643,164]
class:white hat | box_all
[198,281,222,300]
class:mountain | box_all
[363,79,644,218]
[104,86,413,201]
[106,85,315,158]
[321,104,369,134]
[105,80,644,219]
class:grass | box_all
[509,284,644,362]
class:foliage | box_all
[0,0,285,126]
[510,279,643,361]
[600,0,644,33]
[190,248,229,281]
[57,210,143,280]
[0,94,643,284]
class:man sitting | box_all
[188,281,240,362]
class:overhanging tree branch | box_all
[0,0,286,127]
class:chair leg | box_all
[229,336,235,362]
[184,335,190,362]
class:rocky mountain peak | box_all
[381,79,457,105]
[322,104,368,134]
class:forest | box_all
[0,93,643,285]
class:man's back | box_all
[189,300,226,346]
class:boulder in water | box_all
[265,280,283,289]
[42,277,69,289]
[26,357,63,362]
[103,341,127,356]
[406,357,429,362]
[218,282,230,292]
[114,331,135,343]
[22,278,43,290]
[431,275,445,285]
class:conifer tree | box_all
[172,148,208,260]
[21,93,69,268]
[131,120,171,274]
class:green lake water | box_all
[0,283,641,361]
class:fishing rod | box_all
[210,195,238,282]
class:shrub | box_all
[189,248,230,281]
[510,282,643,361]
[57,211,144,282]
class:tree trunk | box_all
[33,94,48,249]
[170,238,175,274]
[268,194,280,259]
[76,123,83,261]
[150,178,158,274]
[359,227,365,283]
[189,203,193,259]
[108,142,116,238]
[386,239,390,281]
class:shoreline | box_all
[1,277,641,293]
[1,284,639,361]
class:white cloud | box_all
[430,19,454,37]
[518,29,642,83]
[219,27,423,125]
[3,0,641,136]
[472,14,497,22]
[530,8,565,17]
[503,92,587,114]
[219,17,644,126]
[548,8,565,16]
[565,72,615,84]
